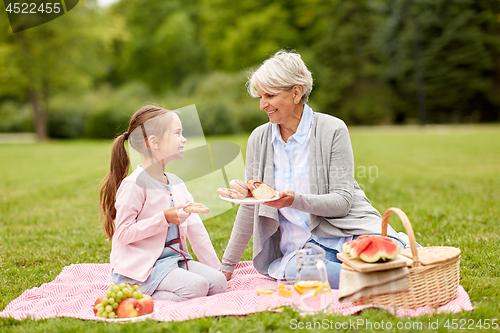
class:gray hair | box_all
[247,50,313,104]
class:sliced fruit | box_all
[293,280,323,295]
[314,283,331,297]
[278,287,292,298]
[342,239,356,254]
[358,236,401,262]
[294,284,303,295]
[349,237,373,258]
[256,289,274,295]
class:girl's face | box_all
[158,114,186,164]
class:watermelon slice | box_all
[348,237,373,259]
[358,236,400,262]
[342,235,374,254]
[342,240,355,254]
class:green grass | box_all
[1,125,500,332]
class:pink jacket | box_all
[110,166,221,282]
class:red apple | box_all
[93,296,104,315]
[116,298,140,318]
[137,294,154,316]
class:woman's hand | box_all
[264,190,294,209]
[222,271,232,281]
[164,204,191,225]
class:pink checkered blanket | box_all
[0,261,473,321]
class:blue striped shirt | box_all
[268,104,352,279]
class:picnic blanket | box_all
[0,261,473,321]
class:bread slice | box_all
[183,203,209,214]
[217,187,245,200]
[230,179,250,197]
[247,180,277,200]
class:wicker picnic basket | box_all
[351,207,461,309]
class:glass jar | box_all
[292,242,332,314]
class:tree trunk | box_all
[18,32,49,141]
[27,88,48,141]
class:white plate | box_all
[103,310,156,322]
[219,194,280,205]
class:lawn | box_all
[1,125,499,332]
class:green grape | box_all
[136,291,143,299]
[117,291,123,299]
[112,302,119,309]
[132,291,139,299]
[133,285,139,291]
[107,297,115,304]
[101,297,109,306]
[101,312,108,318]
[123,288,131,297]
[112,285,120,293]
[111,292,117,299]
[97,307,104,316]
[105,305,113,313]
[119,282,127,289]
[108,311,116,319]
[106,290,112,297]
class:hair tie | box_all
[123,132,129,140]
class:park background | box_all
[1,0,500,332]
[1,0,500,140]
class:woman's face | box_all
[158,114,187,163]
[257,86,299,125]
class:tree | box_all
[378,0,500,123]
[110,0,204,92]
[0,0,125,140]
[200,0,301,72]
[303,0,398,124]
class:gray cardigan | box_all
[221,112,401,275]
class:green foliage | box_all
[0,0,127,139]
[176,71,266,135]
[196,101,237,135]
[308,1,400,124]
[1,0,500,139]
[0,101,33,132]
[47,82,154,139]
[200,0,300,71]
[82,82,155,139]
[378,0,500,123]
[110,0,204,92]
[84,107,130,139]
[47,108,87,139]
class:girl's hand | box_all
[222,271,232,281]
[263,190,294,209]
[164,204,191,225]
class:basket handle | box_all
[381,207,420,267]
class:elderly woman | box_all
[221,50,409,288]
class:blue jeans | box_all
[284,236,405,289]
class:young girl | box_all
[99,105,227,301]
